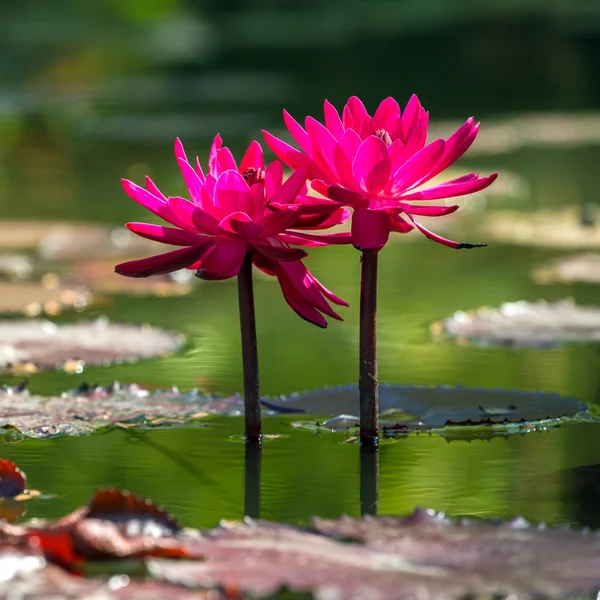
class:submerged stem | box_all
[359,250,379,445]
[237,253,262,443]
[360,443,379,516]
[244,438,262,518]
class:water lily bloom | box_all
[115,136,350,327]
[263,95,497,251]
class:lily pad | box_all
[0,220,156,260]
[0,318,183,372]
[0,552,217,599]
[0,254,34,280]
[68,259,193,297]
[534,253,600,285]
[0,281,91,317]
[436,299,600,348]
[3,476,600,599]
[0,384,242,438]
[261,384,586,431]
[150,511,600,599]
[478,206,600,249]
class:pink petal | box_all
[145,176,167,202]
[288,231,353,245]
[347,96,370,136]
[239,140,265,172]
[408,215,486,249]
[403,112,429,158]
[269,167,308,206]
[252,253,277,276]
[341,104,355,130]
[218,211,263,240]
[390,214,414,233]
[214,170,253,218]
[311,274,348,307]
[208,134,223,176]
[400,204,459,217]
[278,261,344,321]
[351,207,391,251]
[262,130,327,180]
[254,240,307,262]
[420,118,478,186]
[195,239,247,279]
[387,139,406,174]
[125,222,207,246]
[323,100,344,140]
[352,136,391,195]
[401,94,422,140]
[195,157,205,182]
[372,97,401,132]
[387,139,445,195]
[174,137,188,163]
[121,179,188,230]
[248,183,265,219]
[292,207,351,229]
[305,116,343,181]
[168,196,219,235]
[265,160,284,199]
[283,110,313,154]
[258,208,302,236]
[115,245,214,278]
[340,128,362,163]
[278,278,327,327]
[278,233,329,247]
[216,147,238,172]
[311,181,364,207]
[177,158,205,207]
[401,172,498,201]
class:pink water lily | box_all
[115,136,350,328]
[263,95,497,251]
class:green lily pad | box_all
[436,299,600,348]
[261,384,586,432]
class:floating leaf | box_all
[436,299,600,348]
[261,384,586,431]
[0,383,243,438]
[479,207,600,250]
[3,487,600,598]
[0,254,34,280]
[534,253,600,285]
[20,489,188,568]
[0,459,26,497]
[0,281,91,317]
[0,318,183,372]
[0,551,222,599]
[0,220,157,260]
[149,510,600,599]
[68,259,193,297]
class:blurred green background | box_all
[1,0,600,530]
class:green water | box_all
[1,0,600,534]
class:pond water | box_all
[1,2,600,544]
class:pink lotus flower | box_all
[263,95,497,251]
[115,136,350,327]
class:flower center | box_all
[242,167,265,187]
[372,129,392,147]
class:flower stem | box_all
[360,443,379,516]
[359,250,378,445]
[237,253,262,443]
[244,438,262,518]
